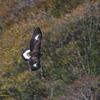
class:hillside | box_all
[0,0,100,100]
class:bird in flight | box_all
[21,27,43,71]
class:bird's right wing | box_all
[29,57,41,71]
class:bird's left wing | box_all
[30,27,42,52]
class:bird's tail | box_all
[21,48,31,61]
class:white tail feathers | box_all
[23,49,31,60]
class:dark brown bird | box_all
[21,27,43,71]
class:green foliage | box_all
[90,39,100,75]
[1,0,100,100]
[34,0,85,18]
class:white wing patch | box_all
[33,63,37,67]
[35,35,39,40]
[23,49,31,59]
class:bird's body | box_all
[21,27,43,71]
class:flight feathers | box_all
[21,27,43,71]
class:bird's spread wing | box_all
[29,57,41,71]
[21,27,42,71]
[30,27,42,52]
[29,41,41,70]
[29,27,42,71]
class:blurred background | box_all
[0,0,100,100]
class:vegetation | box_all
[0,0,100,100]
